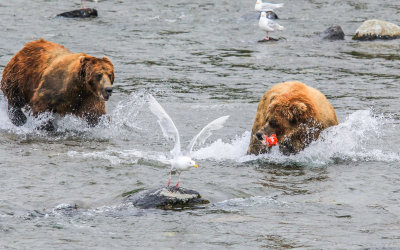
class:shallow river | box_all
[0,0,399,248]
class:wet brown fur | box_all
[248,81,338,155]
[1,39,114,127]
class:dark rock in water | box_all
[258,37,280,42]
[322,25,345,40]
[353,19,400,41]
[57,8,98,18]
[124,186,210,210]
[241,11,279,21]
[264,11,279,20]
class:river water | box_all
[0,0,399,249]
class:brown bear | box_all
[248,81,338,155]
[1,39,114,129]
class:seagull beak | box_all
[193,165,199,168]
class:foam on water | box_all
[68,148,170,166]
[22,202,144,220]
[214,196,286,208]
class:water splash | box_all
[0,91,147,140]
[2,93,397,167]
[67,109,399,167]
[196,110,400,166]
[0,97,55,136]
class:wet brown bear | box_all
[248,81,338,155]
[1,39,114,129]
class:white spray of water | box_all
[1,94,398,167]
[0,97,57,136]
[68,109,399,167]
[0,91,147,140]
[195,110,400,166]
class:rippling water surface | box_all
[0,0,399,248]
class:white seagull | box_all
[148,94,229,187]
[254,0,284,12]
[258,11,284,40]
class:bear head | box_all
[79,55,114,101]
[252,94,323,155]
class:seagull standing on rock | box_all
[258,11,284,40]
[148,94,229,187]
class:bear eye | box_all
[96,73,102,81]
[269,119,278,128]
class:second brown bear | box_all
[248,81,338,155]
[1,39,114,129]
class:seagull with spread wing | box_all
[254,0,284,12]
[148,94,229,187]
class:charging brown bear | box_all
[1,39,114,129]
[248,81,338,155]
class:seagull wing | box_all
[272,20,284,30]
[148,94,181,157]
[264,18,284,31]
[260,2,284,11]
[184,115,229,155]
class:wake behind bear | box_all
[248,81,338,155]
[1,39,114,130]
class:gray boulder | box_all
[124,186,210,210]
[353,19,400,40]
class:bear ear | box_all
[102,57,113,66]
[78,56,91,80]
[288,102,308,122]
[79,55,91,64]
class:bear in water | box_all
[248,81,338,155]
[1,39,114,129]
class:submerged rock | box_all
[124,186,210,210]
[322,25,345,40]
[353,19,400,41]
[57,8,98,18]
[25,203,80,219]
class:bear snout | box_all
[105,87,113,96]
[101,87,113,101]
[255,132,264,140]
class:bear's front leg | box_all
[77,96,106,127]
[31,94,56,131]
[8,104,27,126]
[279,123,322,155]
